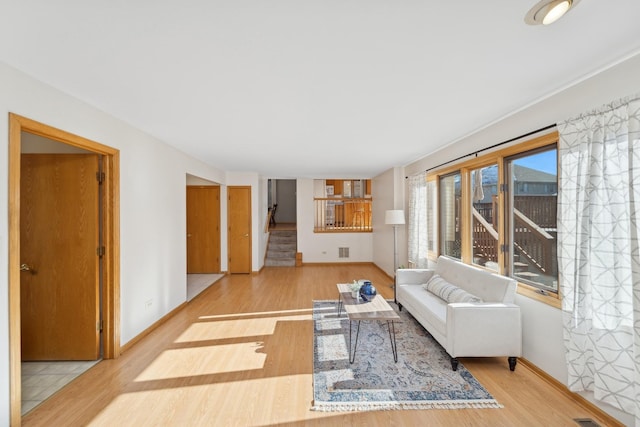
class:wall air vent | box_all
[338,247,349,258]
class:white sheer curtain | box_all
[408,172,428,268]
[557,93,640,424]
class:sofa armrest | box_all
[396,269,434,286]
[445,303,522,358]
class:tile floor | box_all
[22,360,100,415]
[187,273,224,301]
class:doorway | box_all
[186,177,223,300]
[8,114,120,424]
[268,179,297,230]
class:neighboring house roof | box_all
[476,164,556,187]
[513,165,556,183]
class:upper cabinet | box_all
[325,179,371,197]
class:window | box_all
[506,147,558,292]
[471,164,499,271]
[423,132,560,303]
[439,172,461,259]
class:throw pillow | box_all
[423,274,483,303]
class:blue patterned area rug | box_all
[312,300,502,412]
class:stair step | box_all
[513,261,529,273]
[515,271,540,278]
[270,238,296,245]
[267,250,296,259]
[265,259,296,267]
[270,233,296,239]
[269,242,296,251]
[266,230,297,267]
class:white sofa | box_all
[396,256,522,371]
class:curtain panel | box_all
[408,172,428,268]
[557,94,640,423]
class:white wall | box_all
[258,177,269,268]
[401,52,640,426]
[275,179,297,223]
[404,52,640,177]
[372,167,407,276]
[0,62,227,425]
[297,179,373,263]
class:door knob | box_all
[20,263,37,274]
[244,234,249,237]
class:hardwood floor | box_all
[22,265,614,426]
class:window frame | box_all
[425,132,560,308]
[438,171,462,260]
[469,162,500,272]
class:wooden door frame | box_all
[8,113,121,426]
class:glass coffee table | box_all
[336,283,400,363]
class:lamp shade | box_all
[385,209,405,225]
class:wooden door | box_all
[20,154,101,360]
[228,186,251,273]
[186,186,221,273]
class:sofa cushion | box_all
[398,284,447,337]
[434,256,518,303]
[423,274,483,303]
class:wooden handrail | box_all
[265,209,273,233]
[472,207,498,240]
[513,208,555,274]
[514,209,553,240]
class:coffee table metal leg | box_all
[337,293,343,317]
[387,321,398,363]
[349,320,361,364]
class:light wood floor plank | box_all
[22,265,614,426]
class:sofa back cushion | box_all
[423,274,483,303]
[434,256,517,303]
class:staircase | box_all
[265,230,297,267]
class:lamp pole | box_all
[385,210,405,303]
[392,223,399,301]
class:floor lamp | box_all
[385,209,405,302]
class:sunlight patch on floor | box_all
[178,314,312,342]
[134,343,267,381]
[197,307,313,320]
[176,318,277,342]
[92,375,335,426]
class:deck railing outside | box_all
[471,195,557,285]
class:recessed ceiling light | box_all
[525,0,580,25]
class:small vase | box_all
[351,290,358,298]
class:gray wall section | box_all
[275,179,296,223]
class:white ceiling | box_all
[2,1,640,178]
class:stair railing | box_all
[472,207,499,263]
[265,208,273,233]
[513,208,555,274]
[313,198,373,232]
